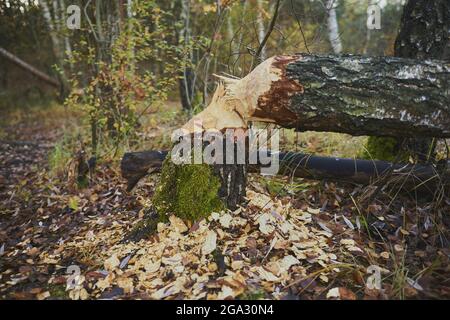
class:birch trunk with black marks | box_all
[153,53,449,218]
[396,0,450,160]
[370,0,450,162]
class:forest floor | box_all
[0,104,449,300]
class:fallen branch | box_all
[0,46,60,88]
[121,150,449,193]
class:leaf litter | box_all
[0,115,449,300]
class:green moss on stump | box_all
[363,136,408,162]
[152,157,224,222]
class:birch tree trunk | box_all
[178,0,195,112]
[256,0,267,61]
[368,0,450,162]
[58,0,73,69]
[184,54,449,138]
[38,0,68,94]
[326,0,342,54]
[39,0,60,58]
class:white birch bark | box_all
[326,0,342,54]
[39,0,62,59]
[256,0,266,60]
[58,0,73,63]
[180,0,194,109]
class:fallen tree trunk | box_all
[0,46,60,88]
[149,53,449,220]
[183,54,449,138]
[0,47,60,88]
[121,150,449,194]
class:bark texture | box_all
[391,0,450,161]
[394,0,450,62]
[211,138,247,210]
[279,54,449,137]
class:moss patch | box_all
[47,284,70,299]
[363,136,408,162]
[152,157,224,222]
[239,289,266,300]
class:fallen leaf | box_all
[326,287,340,299]
[258,213,275,235]
[342,216,355,230]
[217,285,234,299]
[104,254,120,271]
[120,254,132,269]
[380,251,390,259]
[169,215,188,233]
[36,291,50,300]
[202,231,217,255]
[219,213,233,228]
[339,287,356,300]
[257,267,280,282]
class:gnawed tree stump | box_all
[150,54,449,222]
[151,133,248,222]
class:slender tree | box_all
[326,0,342,54]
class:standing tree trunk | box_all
[38,0,69,96]
[256,0,267,61]
[153,54,449,220]
[178,0,195,113]
[367,0,450,162]
[58,0,73,70]
[326,0,343,54]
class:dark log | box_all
[121,151,167,191]
[0,46,60,88]
[121,150,449,193]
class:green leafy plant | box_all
[65,0,185,155]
